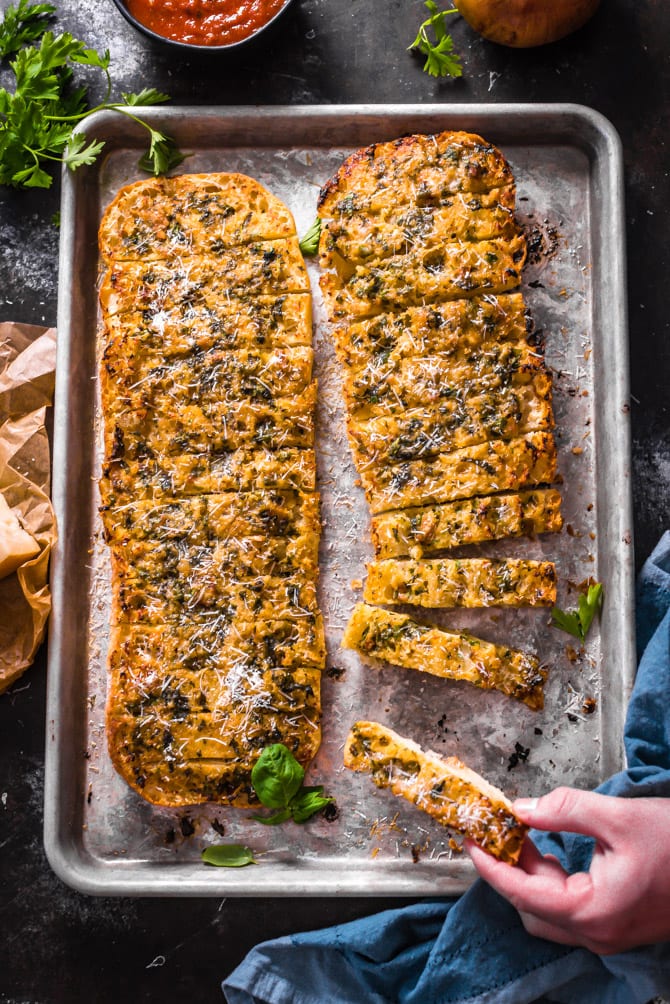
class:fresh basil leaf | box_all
[289,786,334,824]
[251,743,304,809]
[201,844,256,868]
[552,582,604,643]
[252,807,293,826]
[577,582,603,638]
[551,606,582,640]
[298,217,321,256]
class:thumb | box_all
[513,787,624,844]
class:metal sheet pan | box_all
[45,104,634,896]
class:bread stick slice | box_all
[100,238,310,317]
[320,235,526,321]
[344,721,528,863]
[330,293,530,373]
[343,344,546,422]
[102,293,313,362]
[360,431,558,515]
[319,186,518,267]
[99,173,297,263]
[370,489,563,558]
[348,381,553,465]
[342,603,545,708]
[100,445,317,507]
[364,557,557,609]
[317,131,515,217]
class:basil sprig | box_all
[251,743,333,825]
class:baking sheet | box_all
[45,104,634,896]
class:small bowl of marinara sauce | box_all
[112,0,294,51]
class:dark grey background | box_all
[1,1,668,1000]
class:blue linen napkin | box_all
[223,533,670,1004]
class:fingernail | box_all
[514,797,538,814]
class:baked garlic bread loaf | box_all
[99,173,324,806]
[320,131,562,744]
[318,130,560,527]
[342,603,546,708]
[344,721,528,864]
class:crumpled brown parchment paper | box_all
[0,322,57,694]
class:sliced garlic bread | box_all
[344,721,528,863]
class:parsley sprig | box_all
[251,743,334,825]
[0,0,53,57]
[552,582,604,644]
[0,0,183,189]
[409,2,463,79]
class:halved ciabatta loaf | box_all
[342,603,546,708]
[344,721,528,864]
[319,130,560,545]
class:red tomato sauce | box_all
[126,0,288,46]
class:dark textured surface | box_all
[0,1,669,1000]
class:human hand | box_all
[466,787,670,955]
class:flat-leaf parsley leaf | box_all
[0,0,55,58]
[409,2,462,79]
